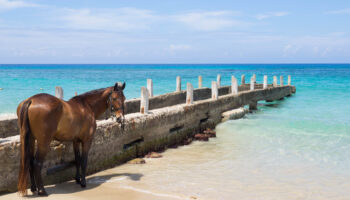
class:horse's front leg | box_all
[73,141,81,184]
[80,140,92,188]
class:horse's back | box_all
[18,93,64,142]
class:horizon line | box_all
[1,63,350,65]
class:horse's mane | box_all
[70,87,109,101]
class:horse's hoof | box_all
[75,177,81,184]
[37,189,48,196]
[30,185,37,193]
[80,180,86,188]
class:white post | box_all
[280,75,284,86]
[288,75,291,85]
[55,86,63,99]
[273,76,277,87]
[176,76,181,92]
[147,79,153,97]
[198,76,202,88]
[211,81,218,100]
[186,83,194,104]
[140,87,149,114]
[217,74,221,87]
[250,77,254,91]
[241,75,245,85]
[263,75,268,89]
[231,76,238,94]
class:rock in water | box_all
[127,158,146,164]
[145,152,162,158]
[194,133,209,141]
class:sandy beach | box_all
[1,157,197,200]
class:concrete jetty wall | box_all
[0,84,263,138]
[0,82,295,193]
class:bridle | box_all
[106,91,125,129]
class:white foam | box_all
[0,113,17,121]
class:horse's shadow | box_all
[26,173,143,197]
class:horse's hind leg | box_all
[28,135,37,193]
[33,142,50,196]
[73,141,81,184]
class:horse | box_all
[16,82,126,196]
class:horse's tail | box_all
[17,99,32,196]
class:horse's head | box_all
[108,82,126,123]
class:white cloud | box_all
[0,0,40,10]
[60,7,159,31]
[174,11,246,31]
[166,44,192,51]
[256,12,289,20]
[59,8,249,32]
[326,9,350,14]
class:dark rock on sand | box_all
[127,158,146,164]
[184,138,193,145]
[145,152,162,158]
[203,128,216,137]
[194,134,209,141]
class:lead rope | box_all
[105,92,113,120]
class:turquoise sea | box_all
[1,64,350,198]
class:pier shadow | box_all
[25,173,143,197]
[263,103,281,108]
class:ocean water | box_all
[1,64,350,199]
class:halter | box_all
[106,91,125,129]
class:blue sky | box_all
[0,0,350,63]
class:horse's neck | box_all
[83,88,111,118]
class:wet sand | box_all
[0,152,200,200]
[0,164,195,200]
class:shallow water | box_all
[1,64,350,199]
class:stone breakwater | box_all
[0,83,295,193]
[0,84,255,139]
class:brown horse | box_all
[16,82,126,196]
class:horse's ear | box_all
[121,82,125,90]
[114,82,125,91]
[114,82,119,91]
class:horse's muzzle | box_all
[116,117,122,123]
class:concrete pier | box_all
[211,81,218,100]
[250,77,255,91]
[186,83,194,104]
[288,75,291,85]
[241,75,245,85]
[176,76,181,92]
[147,79,153,97]
[55,86,63,99]
[140,87,149,114]
[280,76,284,86]
[198,76,202,88]
[217,74,221,88]
[263,75,268,89]
[249,101,258,110]
[273,76,278,87]
[231,76,238,94]
[0,76,296,193]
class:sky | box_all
[0,0,350,64]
